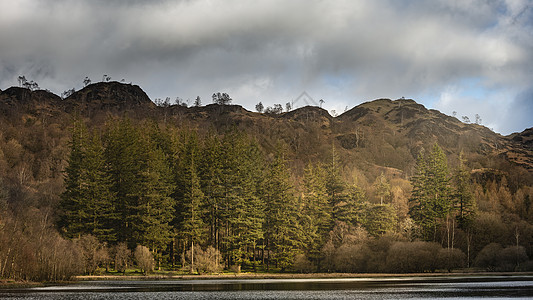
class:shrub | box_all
[385,241,441,273]
[474,243,502,271]
[293,254,315,273]
[475,244,529,271]
[436,248,466,271]
[332,243,370,273]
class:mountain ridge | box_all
[1,82,532,175]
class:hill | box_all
[1,81,532,185]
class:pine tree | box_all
[198,133,225,255]
[133,142,175,255]
[59,120,117,243]
[302,163,332,265]
[264,146,302,271]
[180,145,206,273]
[83,132,117,243]
[334,183,367,226]
[218,132,265,270]
[409,144,452,241]
[59,119,89,238]
[453,151,476,228]
[104,119,175,255]
[104,118,144,245]
[363,203,397,236]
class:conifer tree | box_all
[132,142,175,255]
[453,151,476,228]
[59,119,89,238]
[218,132,265,270]
[59,121,117,243]
[104,119,175,256]
[83,132,117,243]
[180,142,206,273]
[363,203,397,236]
[409,144,452,241]
[334,183,367,226]
[264,146,302,270]
[104,118,144,245]
[302,163,332,265]
[198,133,225,254]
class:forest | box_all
[1,83,533,282]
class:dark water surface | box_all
[1,275,532,299]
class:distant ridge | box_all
[1,81,532,172]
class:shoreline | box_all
[74,271,533,281]
[2,272,532,287]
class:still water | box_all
[1,275,532,299]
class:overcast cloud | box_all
[1,0,532,134]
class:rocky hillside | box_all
[1,82,532,185]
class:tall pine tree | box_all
[409,144,452,241]
[264,146,302,271]
[59,120,117,243]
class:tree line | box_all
[54,117,532,274]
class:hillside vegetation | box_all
[1,82,532,281]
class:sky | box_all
[1,0,532,135]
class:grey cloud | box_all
[0,0,531,133]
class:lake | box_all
[1,275,532,299]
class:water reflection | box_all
[2,275,533,299]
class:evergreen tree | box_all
[59,119,90,238]
[104,118,145,245]
[83,132,117,243]
[302,163,332,265]
[198,133,225,254]
[334,183,367,226]
[264,146,302,271]
[409,144,452,241]
[59,120,117,243]
[219,132,265,270]
[363,204,397,236]
[453,151,476,228]
[132,142,175,255]
[180,144,206,273]
[104,119,175,255]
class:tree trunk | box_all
[191,240,194,274]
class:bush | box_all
[517,260,533,271]
[475,243,529,271]
[293,254,315,273]
[385,241,441,273]
[134,245,154,274]
[436,248,466,271]
[474,243,502,271]
[332,243,370,273]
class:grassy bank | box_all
[74,271,533,281]
[0,280,45,289]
